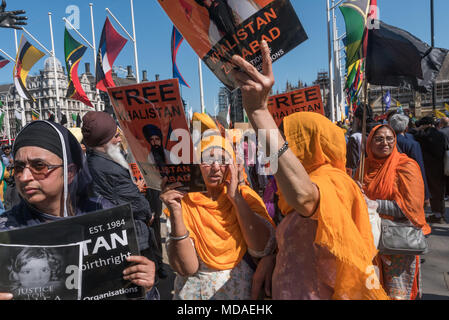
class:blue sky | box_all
[0,0,448,115]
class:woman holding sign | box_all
[161,129,276,300]
[0,121,155,300]
[230,40,389,300]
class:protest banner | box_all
[267,85,324,127]
[130,163,148,192]
[0,244,82,300]
[158,0,308,89]
[0,204,144,300]
[108,79,207,192]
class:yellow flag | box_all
[445,103,449,113]
[435,110,446,119]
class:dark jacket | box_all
[86,149,153,251]
[86,149,153,222]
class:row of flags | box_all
[3,17,129,112]
[2,17,192,120]
[340,0,449,120]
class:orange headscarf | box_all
[278,112,389,300]
[363,125,431,235]
[167,133,274,270]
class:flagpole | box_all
[198,57,205,113]
[14,30,26,128]
[105,6,140,83]
[49,13,61,123]
[130,0,140,83]
[326,0,336,123]
[90,3,102,112]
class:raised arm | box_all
[231,41,319,217]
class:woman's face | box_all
[17,258,51,288]
[200,148,231,188]
[371,127,396,159]
[14,146,64,212]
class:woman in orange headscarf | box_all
[160,130,275,300]
[231,40,389,300]
[362,124,430,300]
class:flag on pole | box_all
[171,26,190,88]
[384,90,391,112]
[31,108,40,121]
[13,35,45,101]
[95,17,128,92]
[339,0,373,67]
[0,54,10,69]
[0,110,5,130]
[64,28,95,108]
[76,113,82,127]
[435,110,446,119]
[366,20,449,93]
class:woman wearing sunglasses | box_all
[161,127,276,300]
[0,121,156,300]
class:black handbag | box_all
[378,219,428,255]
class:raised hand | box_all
[0,0,28,30]
[231,40,275,114]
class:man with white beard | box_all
[81,112,157,272]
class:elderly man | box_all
[389,114,430,201]
[81,111,156,256]
[0,120,155,300]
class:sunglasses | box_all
[201,157,232,167]
[14,160,63,178]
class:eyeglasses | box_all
[14,160,63,178]
[201,158,232,167]
[373,136,395,144]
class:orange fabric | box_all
[362,125,431,235]
[165,125,274,270]
[278,112,389,300]
[180,185,274,270]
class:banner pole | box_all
[49,12,61,123]
[326,0,336,123]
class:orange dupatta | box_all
[278,112,389,300]
[181,185,274,270]
[362,125,431,235]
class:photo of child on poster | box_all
[0,244,82,300]
[158,0,308,89]
[108,79,207,192]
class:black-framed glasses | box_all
[14,160,63,178]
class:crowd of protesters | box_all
[0,41,447,301]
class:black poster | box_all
[0,204,145,300]
[0,244,82,300]
[159,0,308,89]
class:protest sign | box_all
[108,79,207,192]
[130,163,148,192]
[0,204,144,300]
[0,244,82,300]
[267,85,324,127]
[158,0,308,89]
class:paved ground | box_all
[421,203,449,300]
[155,203,449,300]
